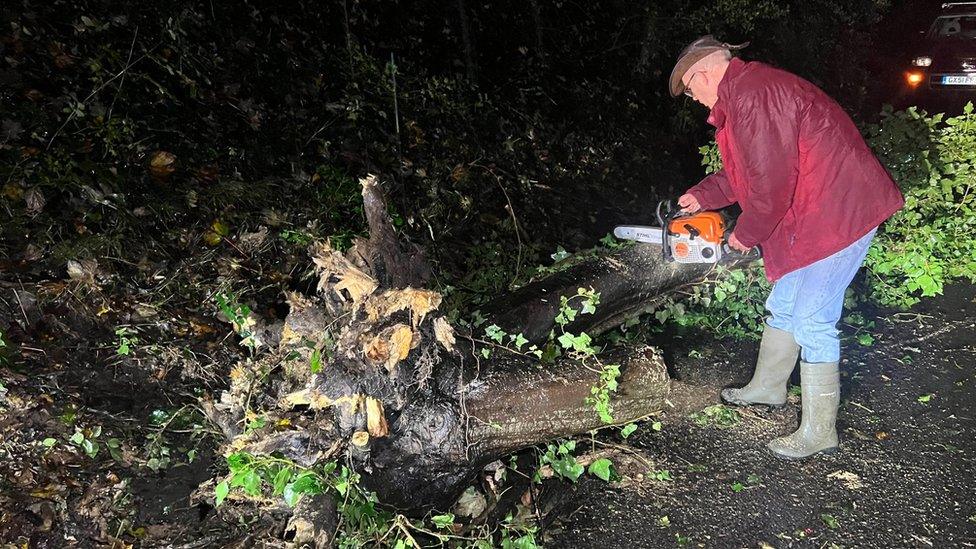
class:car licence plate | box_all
[942,74,976,85]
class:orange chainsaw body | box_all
[667,212,726,262]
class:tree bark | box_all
[355,341,670,509]
[484,243,745,345]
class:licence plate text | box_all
[942,75,976,85]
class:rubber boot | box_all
[768,361,840,460]
[721,324,800,407]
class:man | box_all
[670,36,904,460]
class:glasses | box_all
[683,71,704,98]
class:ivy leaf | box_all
[485,324,505,343]
[81,438,98,458]
[551,246,570,262]
[431,513,455,529]
[512,333,528,350]
[226,452,249,473]
[242,470,262,496]
[283,482,300,507]
[552,456,584,482]
[272,467,293,496]
[587,458,614,482]
[215,481,230,507]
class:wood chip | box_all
[826,469,863,489]
[311,242,378,306]
[386,324,417,372]
[365,397,389,437]
[351,431,370,447]
[434,317,456,352]
[365,335,390,364]
[365,288,442,326]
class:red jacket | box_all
[687,58,904,282]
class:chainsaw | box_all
[613,200,761,264]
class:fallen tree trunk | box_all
[465,345,669,456]
[361,343,669,508]
[209,175,749,512]
[485,241,750,344]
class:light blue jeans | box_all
[765,228,877,363]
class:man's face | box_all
[682,67,719,109]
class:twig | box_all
[589,439,656,470]
[107,27,139,120]
[470,162,525,285]
[889,312,934,323]
[849,400,876,414]
[146,404,191,453]
[902,319,973,346]
[302,117,338,148]
[12,287,30,327]
[736,407,777,424]
[220,236,250,259]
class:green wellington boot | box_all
[768,361,840,460]
[721,325,800,407]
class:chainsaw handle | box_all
[720,212,762,261]
[721,241,763,261]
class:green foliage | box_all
[214,291,258,352]
[652,469,673,482]
[587,458,615,482]
[535,440,584,483]
[553,287,602,357]
[699,141,723,175]
[115,327,138,356]
[477,323,539,360]
[585,363,621,425]
[144,406,211,471]
[690,404,741,428]
[863,103,976,307]
[217,452,539,547]
[648,265,770,340]
[69,428,101,458]
[533,235,630,280]
[821,513,840,530]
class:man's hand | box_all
[677,193,701,213]
[727,231,751,252]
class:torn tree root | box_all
[208,174,749,512]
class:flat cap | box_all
[669,35,749,97]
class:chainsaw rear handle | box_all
[722,242,763,260]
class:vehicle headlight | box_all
[912,56,933,67]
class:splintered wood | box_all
[311,242,378,306]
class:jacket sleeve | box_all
[686,169,737,210]
[727,91,800,248]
